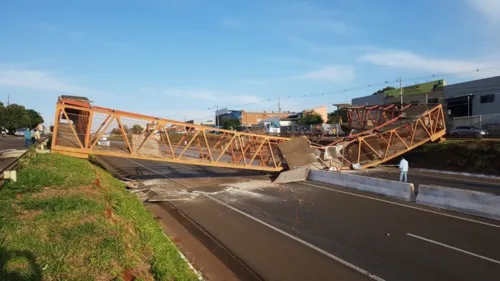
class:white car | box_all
[97,136,110,147]
[15,129,27,136]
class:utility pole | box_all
[216,105,219,127]
[7,94,10,106]
[399,78,403,106]
[277,94,281,136]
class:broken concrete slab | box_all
[273,166,310,184]
[131,134,161,157]
[278,136,321,169]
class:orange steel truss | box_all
[343,104,411,132]
[51,96,446,172]
[332,104,446,169]
[51,97,290,172]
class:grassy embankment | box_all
[0,151,199,281]
[398,140,500,175]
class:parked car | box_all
[449,126,488,137]
[97,136,110,147]
[15,128,28,136]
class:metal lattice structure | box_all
[51,97,289,172]
[342,104,412,132]
[51,96,446,172]
[332,104,446,169]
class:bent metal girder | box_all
[51,97,290,172]
[335,104,447,169]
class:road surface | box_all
[0,136,25,151]
[98,156,500,281]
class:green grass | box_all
[0,153,199,281]
[400,140,500,175]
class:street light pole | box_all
[399,77,403,106]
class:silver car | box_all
[449,126,488,137]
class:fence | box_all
[448,113,500,134]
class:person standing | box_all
[24,129,31,147]
[34,128,41,143]
[399,157,409,182]
[30,128,36,145]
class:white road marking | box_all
[124,158,386,281]
[199,192,386,281]
[301,181,500,229]
[407,233,500,265]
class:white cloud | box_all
[467,0,500,23]
[145,109,216,122]
[0,69,112,98]
[289,36,375,55]
[294,65,355,82]
[358,50,494,74]
[161,88,262,105]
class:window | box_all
[480,94,495,103]
[428,98,439,104]
[410,100,420,105]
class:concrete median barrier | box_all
[308,170,416,201]
[416,185,500,221]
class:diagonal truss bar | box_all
[116,117,133,153]
[90,116,114,150]
[61,110,85,149]
[136,123,159,154]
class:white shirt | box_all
[399,159,409,172]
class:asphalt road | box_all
[354,167,500,195]
[0,136,26,172]
[98,156,500,281]
[0,136,26,151]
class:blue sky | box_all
[1,0,500,124]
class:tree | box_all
[131,124,144,134]
[297,111,324,125]
[26,109,44,128]
[327,109,348,124]
[372,86,395,96]
[110,125,128,135]
[3,104,31,132]
[221,118,241,130]
[0,102,5,129]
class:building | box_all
[215,108,292,127]
[350,75,500,132]
[352,79,446,106]
[444,75,500,117]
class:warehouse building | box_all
[351,75,500,132]
[351,79,446,107]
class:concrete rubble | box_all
[275,136,349,184]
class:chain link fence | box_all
[448,113,500,135]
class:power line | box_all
[162,65,500,122]
[205,65,500,112]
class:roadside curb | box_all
[308,170,416,201]
[416,185,500,221]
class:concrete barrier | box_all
[308,170,416,201]
[416,185,500,221]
